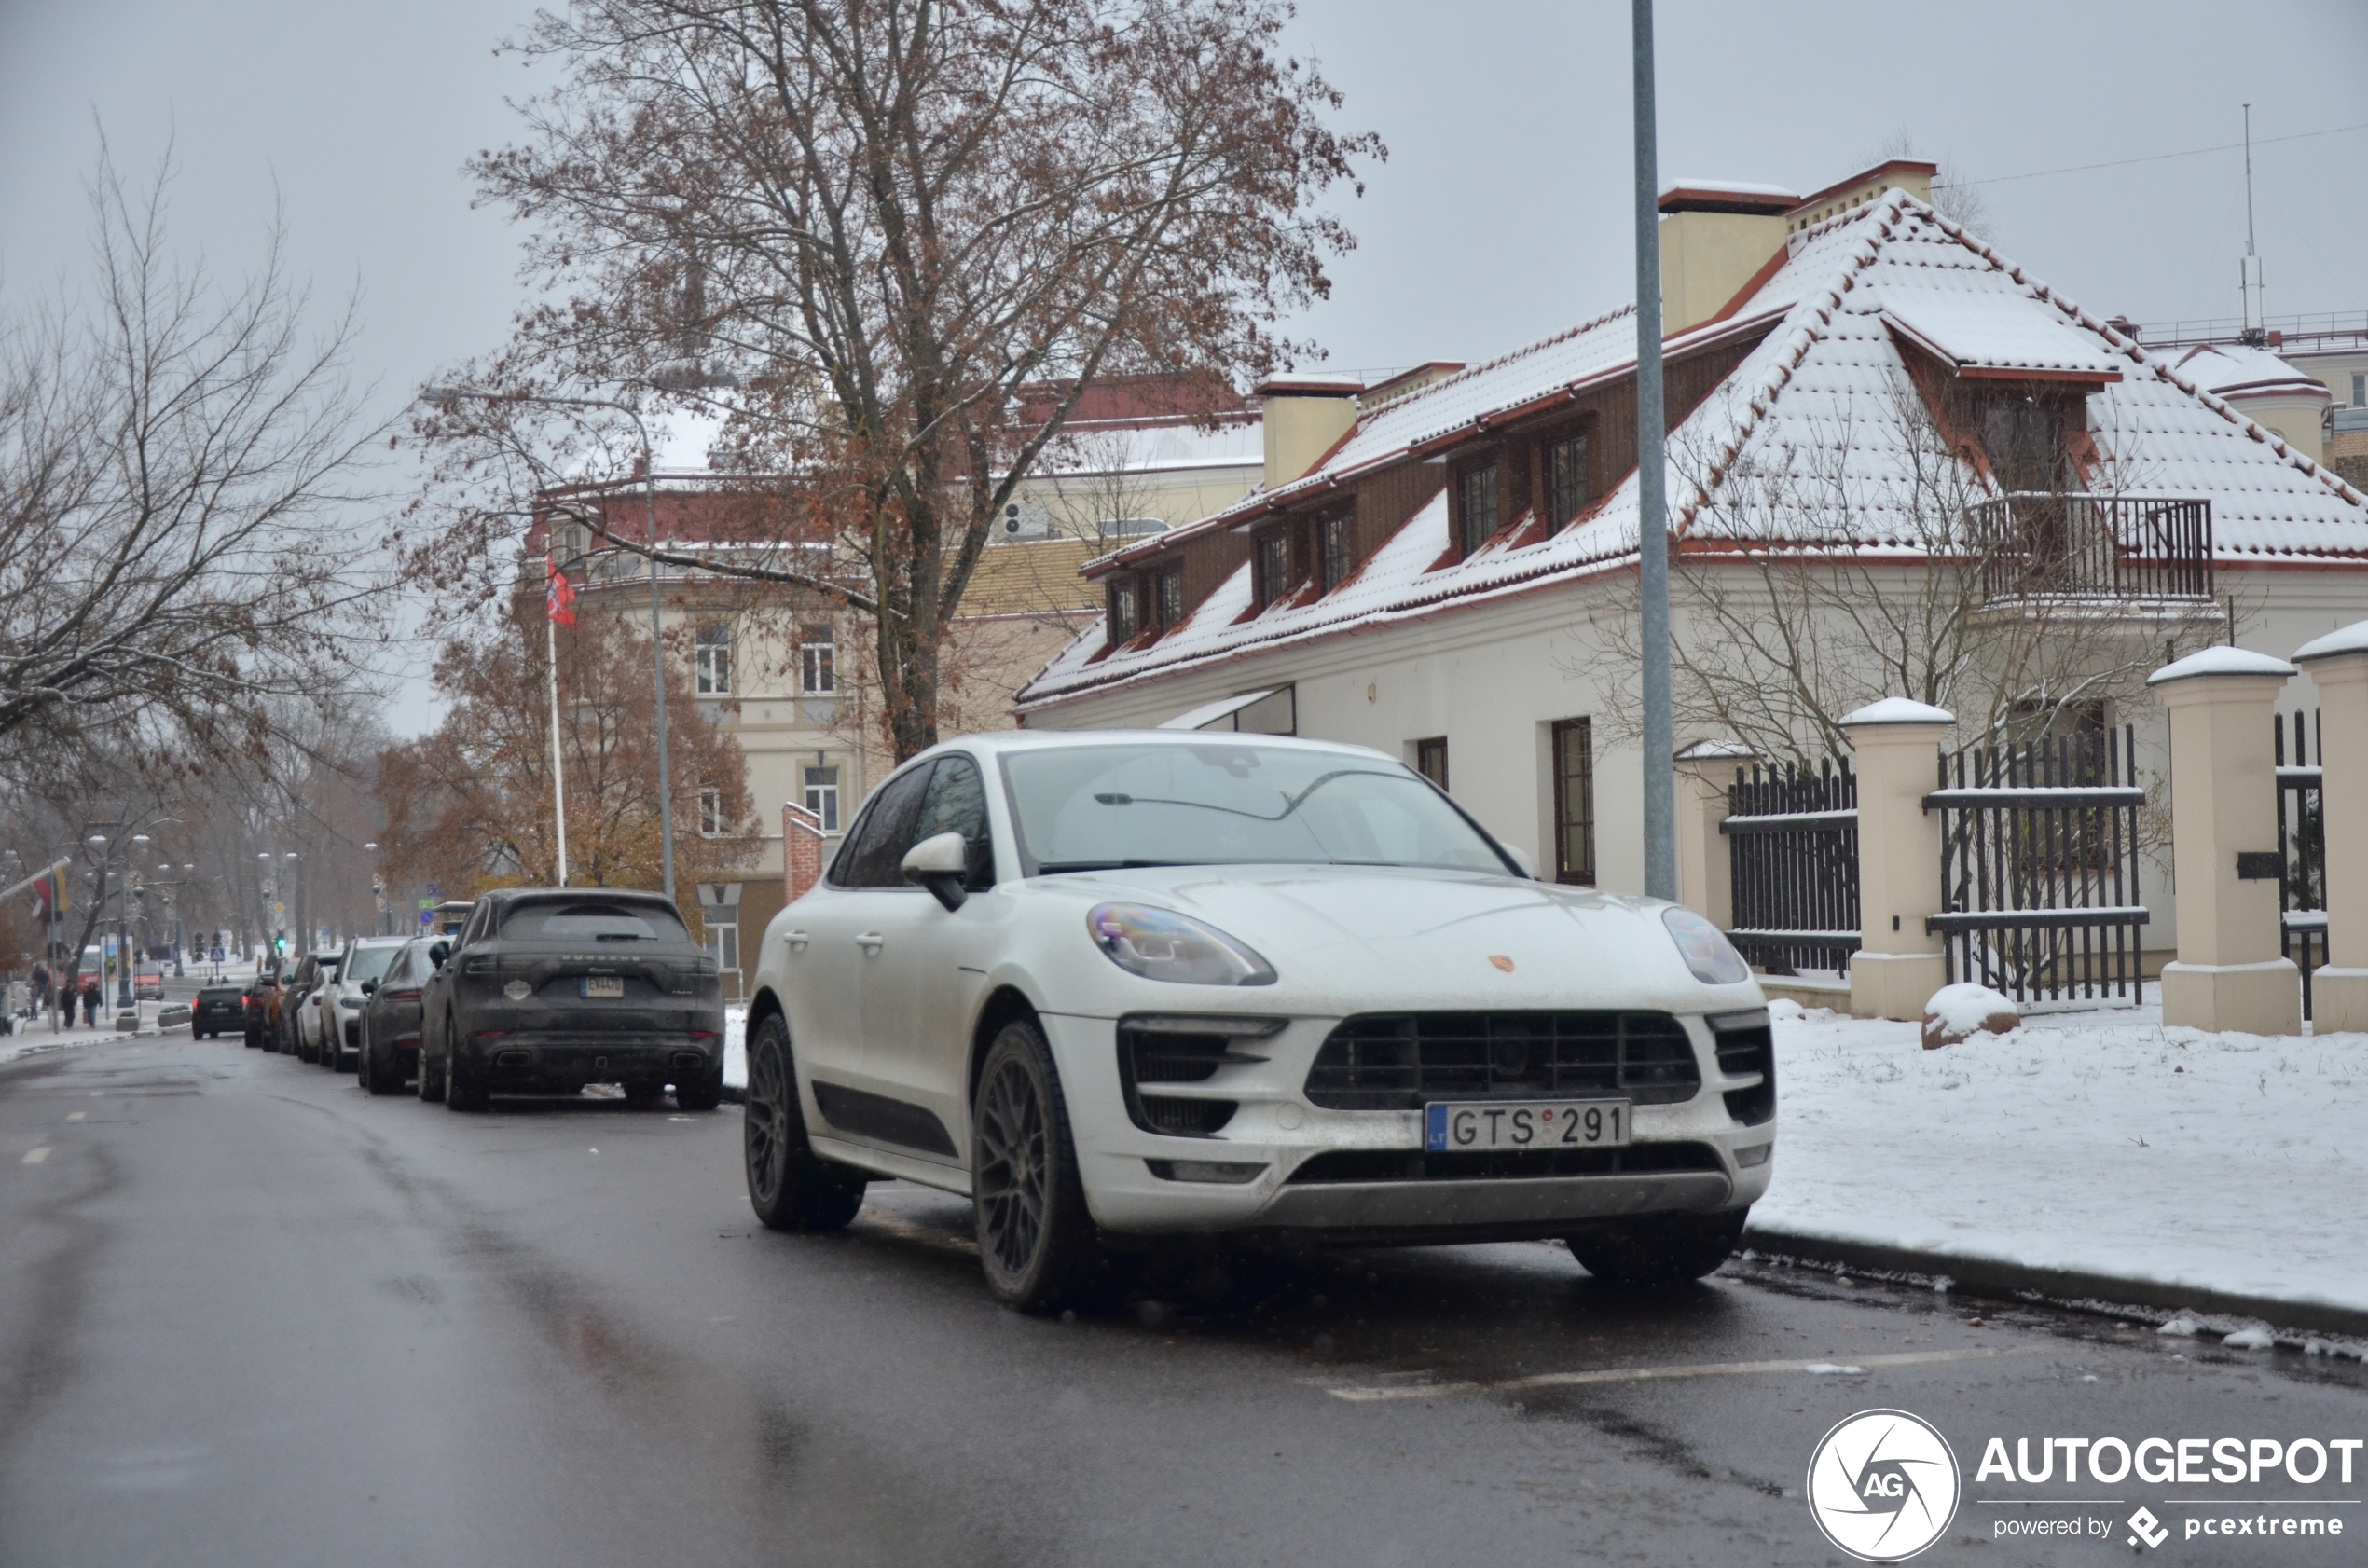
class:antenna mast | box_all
[2240,103,2266,344]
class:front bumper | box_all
[1039,1012,1774,1240]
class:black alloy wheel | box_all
[742,1013,862,1231]
[417,1031,447,1104]
[971,1020,1103,1314]
[1566,1207,1749,1288]
[445,1023,488,1112]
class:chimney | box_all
[1254,378,1362,489]
[1657,183,1797,337]
[783,802,826,903]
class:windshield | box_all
[1002,743,1512,875]
[498,900,690,943]
[343,944,401,986]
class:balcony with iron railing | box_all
[1965,492,2214,607]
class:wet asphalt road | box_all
[4,1033,2364,1568]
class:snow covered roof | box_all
[2167,343,2333,404]
[1022,191,2368,712]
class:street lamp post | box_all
[423,378,736,907]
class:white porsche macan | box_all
[741,730,1774,1311]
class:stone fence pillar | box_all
[1843,699,1954,1021]
[2293,622,2368,1032]
[784,803,827,903]
[1674,741,1755,928]
[2147,647,2300,1035]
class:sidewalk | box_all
[1750,991,2368,1336]
[1,1001,172,1067]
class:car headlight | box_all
[1661,906,1750,985]
[1087,903,1276,986]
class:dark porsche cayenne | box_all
[417,887,726,1112]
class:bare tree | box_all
[421,0,1379,761]
[0,147,395,784]
[1577,378,2222,764]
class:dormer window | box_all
[1456,462,1500,557]
[1318,510,1355,590]
[1255,530,1292,608]
[1976,391,2072,493]
[1108,578,1139,642]
[1546,433,1589,527]
[1155,569,1184,629]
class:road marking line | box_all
[1324,1345,2037,1402]
[66,1112,85,1122]
[21,1147,51,1165]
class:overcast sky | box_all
[3,0,2363,732]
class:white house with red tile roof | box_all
[1012,167,2368,942]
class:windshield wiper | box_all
[1092,768,1398,824]
[1034,859,1196,873]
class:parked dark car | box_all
[417,887,724,1112]
[357,939,433,1095]
[193,985,244,1039]
[244,967,282,1048]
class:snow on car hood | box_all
[1030,863,1735,1013]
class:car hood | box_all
[1025,864,1756,1014]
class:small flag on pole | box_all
[546,552,577,626]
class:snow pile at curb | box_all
[1757,1000,2368,1314]
[723,1005,748,1091]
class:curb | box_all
[1743,1227,2368,1342]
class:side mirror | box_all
[901,831,971,913]
[361,980,377,996]
[428,941,450,970]
[1501,842,1538,880]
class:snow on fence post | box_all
[1841,699,1954,1022]
[1674,741,1753,929]
[2146,646,2301,1036]
[783,803,826,904]
[2292,621,2368,1032]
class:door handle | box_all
[854,932,886,952]
[784,929,810,952]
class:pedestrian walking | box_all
[81,983,98,1027]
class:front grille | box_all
[1287,1142,1722,1184]
[1713,1018,1776,1127]
[1303,1011,1701,1111]
[1117,1024,1241,1137]
[1137,1095,1237,1135]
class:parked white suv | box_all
[741,731,1774,1311]
[310,937,409,1072]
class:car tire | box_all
[418,1039,447,1104]
[742,1013,863,1232]
[971,1018,1107,1314]
[1566,1208,1748,1288]
[243,1028,258,1050]
[673,1060,723,1113]
[364,1036,404,1097]
[446,1034,488,1113]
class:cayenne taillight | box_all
[384,988,421,1002]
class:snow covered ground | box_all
[723,1004,748,1092]
[1755,994,2368,1316]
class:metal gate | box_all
[1722,758,1859,976]
[2276,709,2326,1020]
[1927,725,2148,1006]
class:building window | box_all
[1546,433,1589,527]
[1551,718,1595,886]
[1256,529,1291,607]
[804,765,841,832]
[799,625,835,694]
[703,916,739,973]
[2354,372,2365,406]
[1319,512,1355,589]
[694,623,733,695]
[1108,579,1138,642]
[1457,463,1500,557]
[698,788,727,837]
[1156,569,1185,629]
[1975,392,2070,492]
[1414,737,1449,791]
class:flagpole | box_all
[546,555,571,888]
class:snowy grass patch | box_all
[1757,998,2368,1315]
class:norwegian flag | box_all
[545,552,577,627]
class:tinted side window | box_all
[913,755,995,888]
[831,765,934,888]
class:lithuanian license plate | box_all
[1425,1099,1631,1152]
[580,975,625,999]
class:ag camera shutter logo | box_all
[1806,1408,1962,1561]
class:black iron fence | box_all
[2276,708,2327,1020]
[1965,493,2213,602]
[1722,758,1859,976]
[1926,725,2149,1005]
